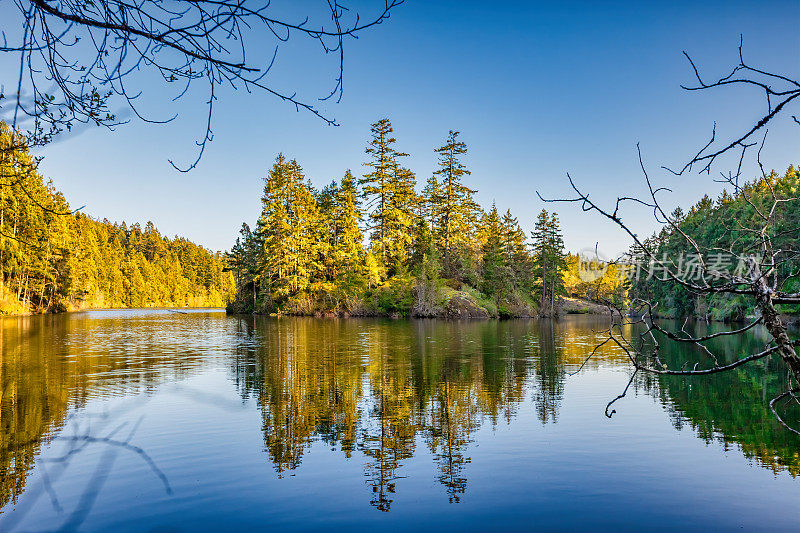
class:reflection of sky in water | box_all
[1,312,798,531]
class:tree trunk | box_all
[541,259,547,314]
[749,257,800,384]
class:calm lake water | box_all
[1,310,798,531]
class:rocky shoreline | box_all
[226,295,616,319]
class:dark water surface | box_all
[1,310,798,531]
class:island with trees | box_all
[225,118,627,318]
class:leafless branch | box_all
[539,39,800,426]
[1,0,404,169]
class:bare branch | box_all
[1,0,405,167]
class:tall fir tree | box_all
[420,175,442,228]
[428,131,480,278]
[256,155,322,306]
[531,210,566,316]
[361,118,407,268]
[480,204,511,303]
[361,119,419,275]
[329,170,365,284]
[384,162,419,272]
[500,209,531,292]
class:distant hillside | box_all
[630,165,800,321]
[0,123,234,315]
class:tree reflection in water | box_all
[639,320,800,476]
[230,317,800,510]
[0,311,216,518]
[1,314,798,519]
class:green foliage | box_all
[531,209,567,315]
[707,294,749,322]
[480,204,511,301]
[630,166,800,321]
[425,130,481,279]
[327,170,365,282]
[563,254,629,307]
[501,209,533,291]
[229,119,584,318]
[0,123,234,314]
[360,118,418,273]
[255,154,324,308]
[368,275,415,315]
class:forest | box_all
[227,119,628,318]
[4,112,795,322]
[0,123,235,314]
[629,165,800,322]
[0,115,627,318]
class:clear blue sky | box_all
[3,0,798,256]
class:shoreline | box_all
[0,306,226,318]
[6,303,795,326]
[226,296,616,320]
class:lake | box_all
[1,310,798,531]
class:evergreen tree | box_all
[500,209,531,292]
[531,210,567,316]
[420,175,442,228]
[409,218,437,275]
[327,170,365,284]
[227,222,260,308]
[384,162,419,272]
[256,155,322,306]
[0,120,235,315]
[480,204,511,302]
[429,131,480,278]
[360,118,412,272]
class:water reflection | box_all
[643,321,800,476]
[1,312,798,522]
[0,310,233,511]
[230,319,536,509]
[228,317,800,510]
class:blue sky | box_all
[2,0,798,255]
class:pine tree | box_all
[547,213,567,311]
[531,210,566,316]
[256,155,322,306]
[316,181,338,282]
[360,118,415,273]
[500,209,531,291]
[256,154,292,304]
[0,119,235,314]
[480,204,510,303]
[325,170,365,284]
[409,218,437,274]
[421,175,442,228]
[429,131,480,278]
[384,162,419,272]
[227,222,260,307]
[365,250,385,289]
[531,210,549,308]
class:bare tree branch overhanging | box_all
[0,0,404,169]
[666,36,800,177]
[539,40,800,428]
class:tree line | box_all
[628,166,800,322]
[228,119,573,317]
[0,122,235,314]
